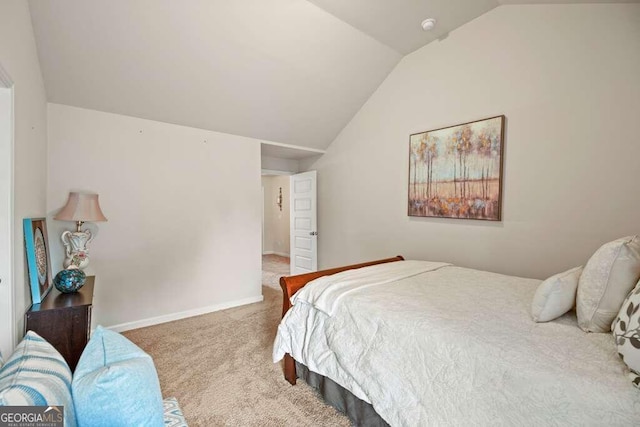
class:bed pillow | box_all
[577,236,640,333]
[0,331,76,427]
[612,280,640,388]
[72,326,164,427]
[532,266,582,322]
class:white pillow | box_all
[612,280,640,388]
[532,266,582,322]
[577,236,640,333]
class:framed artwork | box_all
[23,218,53,304]
[408,115,505,221]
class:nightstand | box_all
[25,276,95,371]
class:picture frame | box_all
[408,115,505,221]
[23,218,53,304]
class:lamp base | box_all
[61,229,93,270]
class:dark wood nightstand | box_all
[25,276,95,371]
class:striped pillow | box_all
[0,331,76,427]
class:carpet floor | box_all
[124,286,350,426]
[262,254,290,290]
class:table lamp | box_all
[54,192,107,270]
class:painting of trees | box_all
[408,115,504,220]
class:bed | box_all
[273,256,640,426]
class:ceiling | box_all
[307,0,497,55]
[28,0,636,152]
[307,0,639,54]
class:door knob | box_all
[309,231,318,236]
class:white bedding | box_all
[273,261,640,426]
[291,260,451,315]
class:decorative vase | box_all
[54,267,87,293]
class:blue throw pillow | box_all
[72,326,164,427]
[0,331,76,427]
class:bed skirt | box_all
[295,361,389,427]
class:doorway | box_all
[0,65,14,358]
[261,173,290,290]
[260,141,322,288]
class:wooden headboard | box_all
[278,255,405,384]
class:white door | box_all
[0,74,14,358]
[290,171,317,275]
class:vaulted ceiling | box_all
[28,0,635,151]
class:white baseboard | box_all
[262,251,290,257]
[106,294,265,333]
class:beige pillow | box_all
[577,236,640,333]
[532,266,582,322]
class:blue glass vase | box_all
[54,268,86,293]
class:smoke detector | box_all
[421,18,436,31]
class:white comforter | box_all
[273,261,640,426]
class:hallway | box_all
[262,254,289,290]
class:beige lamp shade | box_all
[54,192,108,222]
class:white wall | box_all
[0,0,48,356]
[304,4,640,279]
[262,175,290,256]
[261,155,299,174]
[47,103,262,329]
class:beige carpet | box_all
[262,254,290,290]
[124,286,350,426]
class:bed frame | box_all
[279,255,405,385]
